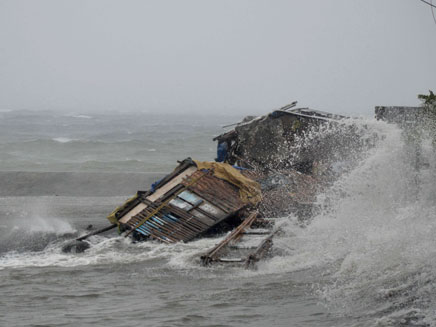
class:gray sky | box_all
[1,0,436,116]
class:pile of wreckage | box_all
[69,102,373,268]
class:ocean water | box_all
[0,110,237,173]
[1,110,436,326]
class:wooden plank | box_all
[165,198,219,224]
[166,204,213,228]
[141,201,211,232]
[184,174,244,212]
[188,187,234,214]
[198,202,226,220]
[125,170,208,238]
[76,224,117,241]
[140,213,196,241]
[119,203,148,224]
[145,218,192,241]
[147,166,197,202]
[244,230,279,269]
[189,209,217,226]
[135,210,195,240]
[218,258,244,263]
[120,164,253,244]
[201,211,258,265]
[149,203,209,230]
[149,160,193,191]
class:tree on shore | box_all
[418,90,436,107]
[418,90,436,144]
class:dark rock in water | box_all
[62,240,90,253]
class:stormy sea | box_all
[1,110,436,327]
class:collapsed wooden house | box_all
[107,159,258,240]
[103,158,279,266]
[95,103,369,266]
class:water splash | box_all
[0,198,77,254]
[263,119,436,325]
[25,216,76,234]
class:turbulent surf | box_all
[1,111,435,326]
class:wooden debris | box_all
[124,170,208,238]
[201,211,258,265]
[244,230,279,269]
[201,214,279,269]
[102,104,367,266]
[76,224,117,241]
[111,159,253,244]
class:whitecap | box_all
[72,115,93,119]
[52,137,75,143]
[64,114,93,119]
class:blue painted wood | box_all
[145,220,162,232]
[138,225,150,233]
[163,214,179,222]
[151,217,164,225]
[136,226,150,236]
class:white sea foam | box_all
[258,120,436,324]
[2,115,436,324]
[26,216,76,234]
[0,234,222,271]
[52,137,76,143]
[68,114,93,119]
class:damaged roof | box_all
[214,102,348,142]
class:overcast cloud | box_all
[1,0,436,116]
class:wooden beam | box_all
[201,211,258,266]
[244,230,279,269]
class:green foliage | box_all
[418,90,436,106]
[418,90,436,145]
[418,90,436,117]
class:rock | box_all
[61,240,90,253]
